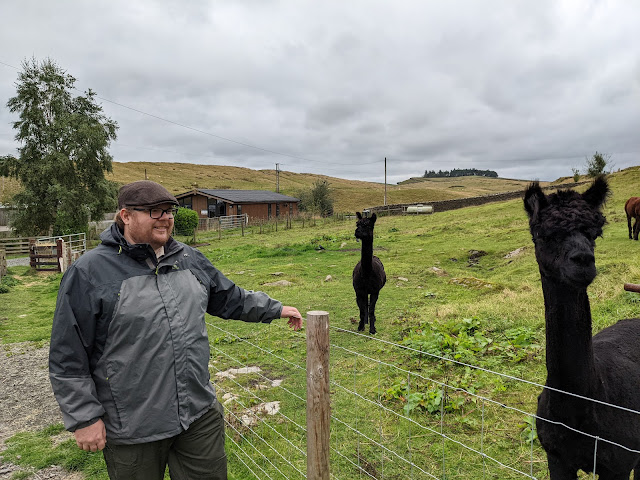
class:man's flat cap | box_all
[118,180,179,209]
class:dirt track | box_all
[0,342,83,479]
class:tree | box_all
[422,168,498,178]
[297,179,334,217]
[0,58,118,235]
[585,151,611,178]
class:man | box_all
[49,180,303,479]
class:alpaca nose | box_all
[569,252,595,266]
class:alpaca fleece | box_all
[525,176,640,479]
[352,212,386,335]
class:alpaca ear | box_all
[356,211,362,220]
[371,213,377,223]
[582,175,609,209]
[524,182,547,221]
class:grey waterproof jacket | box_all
[49,224,282,444]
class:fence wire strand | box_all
[331,326,640,417]
[208,319,640,479]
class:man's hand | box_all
[281,306,303,331]
[74,419,106,452]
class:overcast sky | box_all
[1,1,638,184]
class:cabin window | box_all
[179,196,192,210]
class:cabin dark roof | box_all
[175,189,298,204]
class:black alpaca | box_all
[524,177,640,480]
[352,212,386,334]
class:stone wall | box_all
[368,181,587,216]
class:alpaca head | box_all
[524,176,609,287]
[355,212,377,241]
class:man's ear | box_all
[120,208,133,225]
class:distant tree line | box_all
[423,168,498,178]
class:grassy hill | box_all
[1,161,553,212]
[1,161,633,213]
[107,163,558,213]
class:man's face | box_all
[121,203,175,250]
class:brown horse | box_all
[625,197,640,240]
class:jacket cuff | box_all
[69,417,101,432]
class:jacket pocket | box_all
[105,363,127,436]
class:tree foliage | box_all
[585,151,611,177]
[0,58,119,235]
[173,207,199,235]
[297,179,334,217]
[423,168,498,178]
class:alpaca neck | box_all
[360,237,374,272]
[540,275,596,395]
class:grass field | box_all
[1,167,640,479]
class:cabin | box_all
[174,189,299,220]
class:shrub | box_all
[297,180,334,217]
[585,151,611,177]
[173,208,199,235]
[571,167,580,182]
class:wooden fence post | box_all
[306,310,330,480]
[29,238,36,268]
[0,248,6,280]
[65,239,72,269]
[56,238,64,273]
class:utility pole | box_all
[276,163,280,193]
[384,157,387,206]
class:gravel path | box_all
[5,256,30,268]
[0,342,83,479]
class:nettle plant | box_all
[402,317,541,364]
[384,365,499,417]
[383,318,542,416]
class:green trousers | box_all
[103,402,227,480]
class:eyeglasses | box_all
[132,207,179,219]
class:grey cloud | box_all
[0,0,638,185]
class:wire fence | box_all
[206,315,640,479]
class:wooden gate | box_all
[29,239,62,272]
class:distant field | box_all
[1,160,630,213]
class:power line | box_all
[0,59,382,168]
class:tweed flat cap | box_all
[118,180,179,209]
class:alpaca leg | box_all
[546,453,577,480]
[356,293,368,332]
[368,291,380,335]
[628,215,633,239]
[634,218,640,240]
